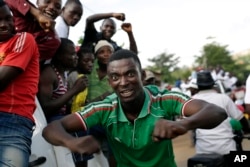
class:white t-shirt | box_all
[55,15,69,38]
[244,75,250,104]
[192,89,243,155]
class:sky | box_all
[32,0,250,68]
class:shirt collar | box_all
[117,87,151,122]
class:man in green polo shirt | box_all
[43,49,227,167]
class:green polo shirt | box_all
[78,85,191,167]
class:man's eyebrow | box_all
[126,69,137,73]
[108,72,118,75]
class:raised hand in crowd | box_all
[112,12,125,21]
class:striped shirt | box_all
[76,85,191,167]
[51,65,68,115]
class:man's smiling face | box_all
[0,4,14,42]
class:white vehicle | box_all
[29,97,109,167]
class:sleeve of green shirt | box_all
[145,85,191,117]
[77,94,117,129]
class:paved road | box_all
[173,131,250,167]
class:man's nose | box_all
[120,77,128,85]
[73,14,81,21]
[0,20,7,27]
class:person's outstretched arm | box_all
[38,68,87,117]
[5,0,56,32]
[152,99,227,141]
[121,23,138,54]
[85,12,125,29]
[29,5,55,32]
[81,12,126,48]
[42,113,100,154]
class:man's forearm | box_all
[86,13,113,24]
[127,32,138,54]
[42,120,75,146]
[29,4,41,20]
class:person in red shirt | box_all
[0,1,40,166]
[4,0,62,63]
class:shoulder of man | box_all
[144,85,164,95]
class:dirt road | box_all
[173,131,250,167]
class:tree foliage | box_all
[194,41,250,81]
[77,36,83,45]
[232,53,250,80]
[147,52,180,83]
[195,42,234,71]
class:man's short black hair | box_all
[0,0,6,7]
[52,38,74,62]
[102,18,116,27]
[64,0,82,7]
[77,46,93,60]
[108,49,142,71]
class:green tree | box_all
[195,40,250,81]
[77,36,83,45]
[171,66,192,82]
[195,42,234,71]
[232,53,250,80]
[147,52,180,83]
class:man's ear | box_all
[61,6,65,14]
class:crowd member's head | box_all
[61,0,83,26]
[36,0,62,20]
[143,70,156,86]
[197,71,215,90]
[0,0,15,42]
[100,18,117,40]
[52,38,78,69]
[94,40,114,65]
[107,49,143,103]
[76,46,94,74]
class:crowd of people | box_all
[1,0,250,167]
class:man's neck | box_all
[122,91,145,122]
[98,61,107,71]
[0,34,14,43]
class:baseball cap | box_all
[144,70,155,81]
